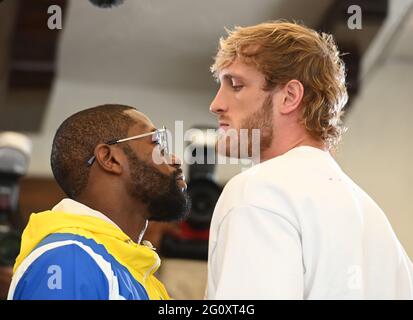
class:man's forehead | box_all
[124,109,156,133]
[218,58,261,82]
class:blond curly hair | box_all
[211,21,348,149]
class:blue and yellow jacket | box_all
[7,210,169,300]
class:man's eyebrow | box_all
[221,73,245,82]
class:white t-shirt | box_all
[207,146,413,299]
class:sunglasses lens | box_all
[160,131,169,154]
[153,129,169,155]
[152,132,160,143]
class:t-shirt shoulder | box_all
[215,148,334,224]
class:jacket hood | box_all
[14,210,160,277]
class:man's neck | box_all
[76,193,149,243]
[259,135,326,163]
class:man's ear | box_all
[278,79,304,115]
[93,144,123,175]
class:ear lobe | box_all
[94,144,123,175]
[280,80,304,115]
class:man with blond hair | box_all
[207,21,413,299]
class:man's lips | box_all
[176,173,187,191]
[218,123,230,131]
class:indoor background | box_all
[0,0,412,299]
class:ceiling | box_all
[57,0,332,91]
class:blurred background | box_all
[0,0,412,299]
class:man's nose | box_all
[167,153,182,168]
[209,88,228,115]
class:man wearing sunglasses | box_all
[8,104,191,300]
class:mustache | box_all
[172,168,183,179]
[218,117,231,123]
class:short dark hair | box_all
[51,104,136,198]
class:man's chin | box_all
[148,209,190,223]
[216,140,253,159]
[216,135,238,158]
[148,192,191,222]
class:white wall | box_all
[336,60,413,259]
